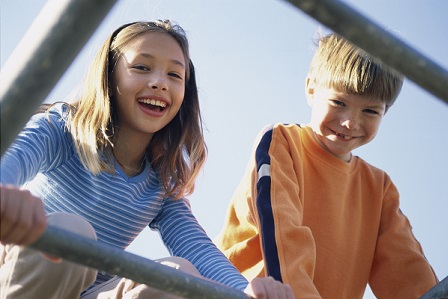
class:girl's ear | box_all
[305,75,315,107]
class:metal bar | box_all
[0,0,118,156]
[30,226,250,299]
[283,0,448,105]
[420,276,448,299]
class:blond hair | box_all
[308,33,403,111]
[66,20,206,199]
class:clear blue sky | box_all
[2,1,447,297]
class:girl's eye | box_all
[169,72,183,80]
[133,65,149,71]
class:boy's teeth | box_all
[338,132,351,139]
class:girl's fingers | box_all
[0,185,47,246]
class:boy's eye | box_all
[331,100,345,107]
[364,109,379,115]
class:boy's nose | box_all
[341,113,361,130]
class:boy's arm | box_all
[369,179,438,298]
[214,148,266,281]
[253,127,322,298]
[217,126,322,298]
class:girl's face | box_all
[306,80,386,162]
[111,32,186,142]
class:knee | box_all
[156,256,201,277]
[1,245,97,295]
[47,212,97,240]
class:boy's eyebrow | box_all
[139,52,185,69]
[335,92,386,110]
[365,102,386,110]
[367,101,385,108]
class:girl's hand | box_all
[244,277,295,299]
[0,185,47,246]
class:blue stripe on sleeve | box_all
[255,128,283,282]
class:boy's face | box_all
[306,80,386,162]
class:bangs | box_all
[310,34,403,108]
[109,21,190,81]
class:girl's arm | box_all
[152,197,294,298]
[1,107,70,186]
[152,197,248,290]
[1,105,68,246]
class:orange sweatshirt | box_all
[215,124,437,299]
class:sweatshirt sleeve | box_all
[369,178,438,298]
[216,125,322,298]
[255,127,322,298]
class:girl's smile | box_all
[137,96,169,116]
[111,31,186,142]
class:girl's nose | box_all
[149,73,168,91]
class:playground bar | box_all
[284,0,448,106]
[420,276,448,299]
[30,226,250,299]
[30,225,447,298]
[0,0,118,156]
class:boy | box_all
[215,33,438,298]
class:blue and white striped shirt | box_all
[1,104,248,290]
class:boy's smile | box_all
[306,82,386,162]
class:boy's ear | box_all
[305,76,315,106]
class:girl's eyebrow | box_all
[139,52,185,69]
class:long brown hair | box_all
[67,20,206,199]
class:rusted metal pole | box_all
[30,226,250,299]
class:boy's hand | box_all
[244,277,295,299]
[0,185,47,246]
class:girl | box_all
[0,20,294,299]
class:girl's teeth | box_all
[139,99,166,107]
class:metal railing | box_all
[1,0,447,298]
[30,226,249,299]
